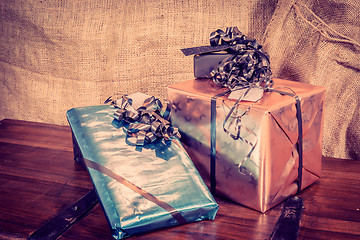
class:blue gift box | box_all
[67,98,218,239]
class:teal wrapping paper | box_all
[67,104,218,239]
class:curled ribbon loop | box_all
[181,26,273,90]
[208,27,272,90]
[182,28,303,193]
[209,27,243,46]
[108,95,181,146]
[206,28,274,174]
[181,27,274,182]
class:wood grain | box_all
[0,119,359,240]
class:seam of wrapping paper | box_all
[265,111,297,205]
[209,86,304,195]
[303,166,321,180]
[268,112,294,144]
[83,158,188,225]
[266,89,303,193]
[267,95,303,196]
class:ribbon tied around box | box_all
[182,26,273,90]
[182,27,275,152]
[105,95,181,146]
[181,27,304,194]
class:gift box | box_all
[167,78,325,212]
[194,52,233,79]
[182,26,271,87]
[66,93,218,239]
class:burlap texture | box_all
[262,0,360,160]
[0,0,359,160]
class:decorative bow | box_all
[182,29,304,193]
[181,26,273,90]
[209,26,244,46]
[106,95,181,146]
[183,27,273,141]
[182,27,275,179]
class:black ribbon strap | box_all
[210,90,231,194]
[181,44,232,56]
[270,196,304,240]
[209,87,304,194]
[295,96,303,193]
[267,88,304,193]
[28,189,99,240]
[183,27,303,194]
[181,26,248,56]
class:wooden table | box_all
[1,119,360,240]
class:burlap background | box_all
[1,0,359,160]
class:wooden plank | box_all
[58,203,113,240]
[28,189,99,240]
[0,142,92,188]
[0,119,93,237]
[0,119,73,152]
[1,119,360,239]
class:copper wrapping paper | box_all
[167,78,325,212]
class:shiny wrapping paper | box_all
[167,78,325,212]
[193,52,233,79]
[66,104,218,239]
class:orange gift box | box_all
[167,78,325,212]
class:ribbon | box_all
[182,27,302,193]
[267,88,303,193]
[84,158,188,225]
[106,95,181,146]
[181,27,256,56]
[209,26,244,46]
[181,26,273,90]
[210,90,231,193]
[184,28,274,168]
[209,87,304,194]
